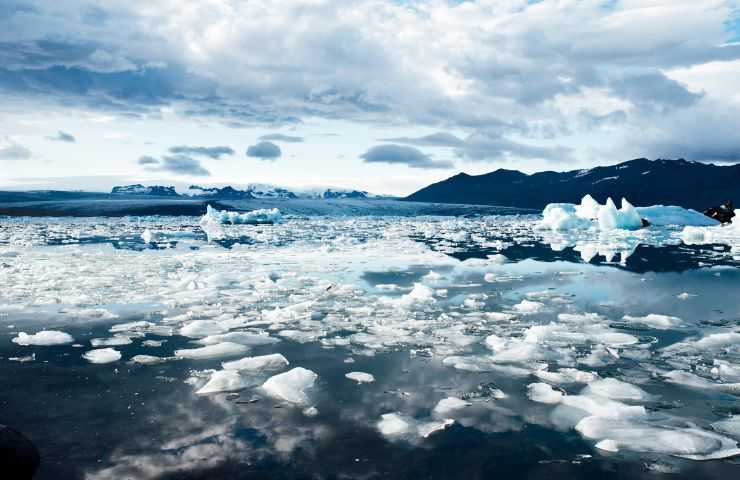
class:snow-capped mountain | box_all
[110,183,385,200]
[111,184,178,196]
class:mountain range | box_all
[111,184,380,200]
[405,158,740,210]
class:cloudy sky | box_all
[1,0,739,195]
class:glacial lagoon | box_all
[1,212,739,479]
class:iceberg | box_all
[12,330,74,346]
[541,194,719,231]
[262,367,318,404]
[201,205,282,225]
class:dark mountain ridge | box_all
[405,158,740,210]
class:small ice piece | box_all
[540,203,592,231]
[345,371,375,384]
[676,292,693,300]
[174,342,248,360]
[712,416,740,439]
[392,283,436,308]
[91,335,132,347]
[131,354,164,365]
[433,397,471,416]
[581,378,650,401]
[12,330,74,346]
[512,300,543,314]
[303,406,319,417]
[377,413,410,436]
[621,314,682,330]
[534,368,598,385]
[180,320,229,338]
[83,348,121,364]
[418,419,454,438]
[485,312,514,321]
[222,353,289,371]
[141,228,158,243]
[527,383,563,404]
[196,370,247,394]
[142,340,165,347]
[422,271,442,282]
[262,367,318,404]
[595,439,619,452]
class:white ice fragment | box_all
[418,419,454,438]
[597,198,642,230]
[196,369,247,394]
[180,320,229,338]
[527,383,563,404]
[512,300,543,314]
[581,378,650,401]
[131,354,164,365]
[83,348,121,364]
[174,342,248,360]
[303,406,319,417]
[377,413,410,436]
[622,314,682,330]
[91,335,132,347]
[712,416,740,439]
[12,330,74,346]
[222,353,289,371]
[262,367,318,404]
[197,332,280,346]
[534,368,598,385]
[345,371,375,384]
[433,397,471,416]
[595,439,619,452]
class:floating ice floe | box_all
[180,320,229,338]
[222,353,289,371]
[377,413,455,439]
[90,335,132,347]
[83,348,121,364]
[12,330,74,346]
[621,314,683,330]
[196,332,280,346]
[262,367,318,404]
[174,342,248,360]
[433,397,471,416]
[527,383,563,404]
[131,354,164,365]
[681,208,740,248]
[196,370,249,394]
[541,195,718,231]
[345,371,375,384]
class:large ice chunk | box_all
[12,330,74,346]
[83,348,121,364]
[222,353,289,371]
[196,370,248,394]
[262,367,318,404]
[174,342,248,360]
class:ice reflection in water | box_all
[0,215,739,479]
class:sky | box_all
[1,0,739,196]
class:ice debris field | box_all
[1,201,740,478]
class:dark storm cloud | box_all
[168,145,235,159]
[360,144,453,169]
[258,133,304,143]
[46,130,76,142]
[246,141,282,160]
